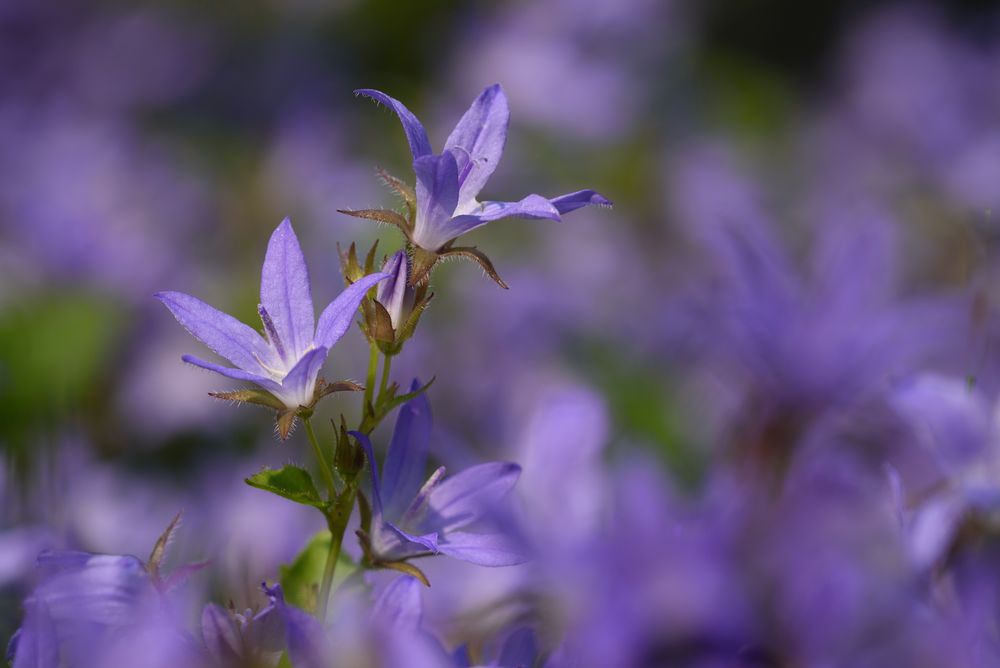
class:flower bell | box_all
[341,84,611,288]
[157,219,389,438]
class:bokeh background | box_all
[6,0,1000,662]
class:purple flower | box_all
[348,85,611,285]
[156,218,389,435]
[8,532,205,668]
[376,251,415,332]
[353,382,525,571]
[200,601,284,667]
[365,249,432,353]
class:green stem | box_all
[318,486,355,621]
[363,340,378,423]
[379,353,393,399]
[303,417,337,500]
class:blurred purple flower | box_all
[452,0,678,142]
[889,374,1000,570]
[669,147,961,463]
[156,218,388,413]
[355,85,610,253]
[353,382,525,567]
[8,547,201,668]
[0,112,209,301]
[201,600,284,668]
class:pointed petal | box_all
[549,189,613,214]
[382,380,432,517]
[441,194,561,243]
[371,576,423,631]
[444,84,509,208]
[385,522,439,555]
[314,271,390,350]
[352,430,384,516]
[182,355,283,395]
[278,347,328,408]
[155,291,271,374]
[260,219,315,360]
[412,152,461,250]
[355,89,432,159]
[435,531,527,566]
[426,462,521,531]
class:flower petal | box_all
[264,584,330,668]
[33,551,150,625]
[444,84,509,209]
[382,380,432,518]
[435,531,527,566]
[436,194,561,245]
[425,462,521,531]
[355,89,433,160]
[201,604,240,665]
[277,347,328,408]
[496,627,540,668]
[377,251,410,330]
[549,189,613,214]
[155,291,271,374]
[371,576,423,631]
[412,152,461,250]
[314,272,390,350]
[385,522,439,556]
[352,430,384,516]
[8,602,58,668]
[182,354,283,395]
[260,219,315,360]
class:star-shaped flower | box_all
[352,382,526,575]
[343,84,612,287]
[156,219,388,437]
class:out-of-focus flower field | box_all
[5,0,1000,665]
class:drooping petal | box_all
[434,531,527,566]
[425,462,521,531]
[260,219,315,360]
[315,272,391,349]
[442,194,562,243]
[155,291,271,374]
[371,576,423,631]
[549,189,613,214]
[382,381,432,518]
[412,152,462,250]
[444,84,510,209]
[181,355,283,396]
[385,522,440,556]
[277,347,329,409]
[376,251,410,330]
[355,89,433,160]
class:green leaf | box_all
[279,531,358,612]
[245,466,326,508]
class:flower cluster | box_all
[5,84,608,667]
